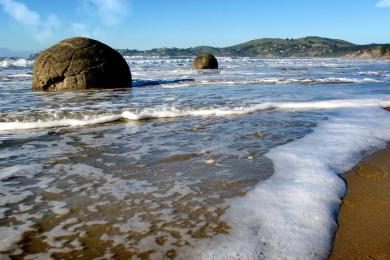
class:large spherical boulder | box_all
[192,53,218,69]
[32,37,132,91]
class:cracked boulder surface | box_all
[192,53,218,70]
[32,37,132,91]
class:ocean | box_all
[1,56,390,259]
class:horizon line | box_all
[2,35,390,54]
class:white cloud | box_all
[0,0,60,42]
[0,0,130,44]
[376,0,390,7]
[70,22,105,40]
[37,15,62,42]
[74,0,129,37]
[71,22,92,37]
[0,0,39,26]
[85,0,129,26]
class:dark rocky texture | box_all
[192,53,218,69]
[32,37,132,91]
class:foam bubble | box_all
[49,201,70,215]
[182,107,390,259]
[0,223,34,252]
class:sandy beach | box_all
[331,144,390,259]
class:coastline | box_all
[330,145,390,259]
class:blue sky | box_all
[0,0,390,52]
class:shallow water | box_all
[1,57,390,259]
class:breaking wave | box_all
[0,58,34,68]
[2,99,390,131]
[161,77,385,88]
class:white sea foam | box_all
[0,72,32,81]
[357,71,385,76]
[49,201,70,215]
[0,165,47,252]
[212,77,383,85]
[0,166,20,181]
[2,99,390,131]
[1,57,390,258]
[161,77,383,88]
[0,115,123,131]
[124,56,192,65]
[0,58,34,68]
[7,73,32,77]
[121,100,387,120]
[283,77,380,84]
[181,107,390,259]
[0,222,34,253]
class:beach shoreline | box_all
[330,143,390,259]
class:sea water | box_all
[1,57,390,259]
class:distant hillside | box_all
[119,37,390,58]
[345,44,390,59]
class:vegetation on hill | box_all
[118,37,390,58]
[380,44,390,55]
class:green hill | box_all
[119,36,390,58]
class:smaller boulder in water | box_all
[192,53,218,70]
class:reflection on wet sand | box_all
[1,116,284,258]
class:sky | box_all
[0,0,390,52]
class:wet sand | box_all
[330,145,390,259]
